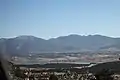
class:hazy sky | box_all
[1,0,120,39]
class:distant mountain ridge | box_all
[0,34,120,55]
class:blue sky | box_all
[1,0,120,39]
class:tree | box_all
[49,74,58,80]
[94,69,114,80]
[14,66,25,78]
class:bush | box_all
[49,74,58,80]
[94,69,114,80]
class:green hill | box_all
[89,61,120,74]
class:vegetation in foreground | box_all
[7,61,120,80]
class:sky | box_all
[0,0,120,39]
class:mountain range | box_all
[0,34,120,55]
